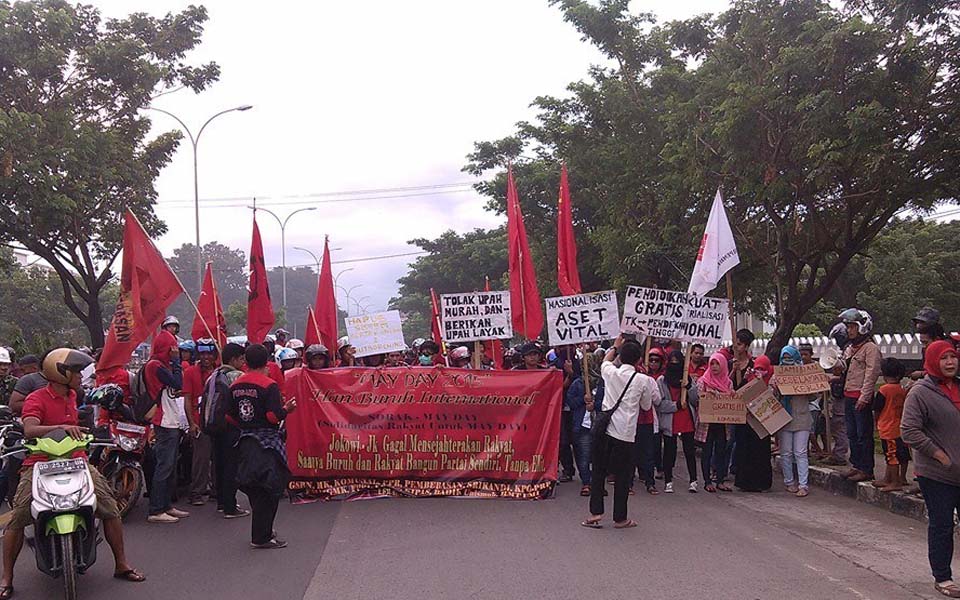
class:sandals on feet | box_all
[613,519,638,529]
[0,585,13,600]
[580,485,591,497]
[717,483,733,492]
[114,569,146,582]
[646,486,659,495]
[705,484,717,493]
[580,518,603,529]
[936,580,960,598]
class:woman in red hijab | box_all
[902,340,960,598]
[697,352,734,492]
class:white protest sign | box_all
[544,291,620,346]
[439,291,513,342]
[345,310,406,358]
[621,286,728,344]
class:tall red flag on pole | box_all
[430,288,444,349]
[247,215,274,344]
[506,166,544,340]
[485,276,504,369]
[191,262,227,348]
[305,237,339,353]
[556,163,582,296]
[98,210,184,371]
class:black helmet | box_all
[42,348,94,385]
[89,384,126,412]
[305,344,330,359]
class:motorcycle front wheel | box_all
[60,533,77,600]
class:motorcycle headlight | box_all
[50,490,82,511]
[117,435,139,452]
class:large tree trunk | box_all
[85,299,105,349]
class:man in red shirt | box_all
[145,331,191,524]
[185,339,218,506]
[0,349,145,597]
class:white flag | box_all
[687,189,740,296]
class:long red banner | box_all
[284,366,562,500]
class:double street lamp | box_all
[249,206,316,308]
[147,104,253,289]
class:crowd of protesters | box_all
[3,303,960,597]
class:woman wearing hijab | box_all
[655,350,699,493]
[775,346,814,497]
[902,341,960,598]
[733,353,773,493]
[697,352,734,493]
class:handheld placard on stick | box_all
[473,341,482,370]
[680,344,692,409]
[581,344,592,403]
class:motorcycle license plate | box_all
[115,422,146,435]
[36,458,86,476]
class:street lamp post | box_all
[148,104,253,288]
[247,206,316,308]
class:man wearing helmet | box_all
[274,328,290,347]
[304,345,331,370]
[337,337,357,367]
[1,350,145,595]
[276,348,299,373]
[839,309,882,483]
[178,340,196,369]
[161,315,180,337]
[286,339,305,367]
[449,346,472,368]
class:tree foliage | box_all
[466,0,960,358]
[389,228,508,343]
[0,0,219,346]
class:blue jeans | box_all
[701,424,728,485]
[844,397,875,475]
[918,476,960,583]
[572,427,592,486]
[149,426,181,515]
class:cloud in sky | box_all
[89,0,730,312]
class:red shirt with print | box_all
[183,364,215,424]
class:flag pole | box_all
[209,262,225,350]
[725,272,736,346]
[308,306,323,346]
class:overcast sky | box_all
[90,0,729,319]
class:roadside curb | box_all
[776,462,929,523]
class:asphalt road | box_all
[1,466,950,600]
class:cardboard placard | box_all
[440,291,513,342]
[345,310,406,358]
[699,391,747,424]
[742,378,792,436]
[544,291,620,346]
[773,363,831,394]
[621,286,728,344]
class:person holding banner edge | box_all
[696,352,734,493]
[582,335,655,529]
[657,350,700,494]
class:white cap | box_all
[0,348,10,364]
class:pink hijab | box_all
[699,352,733,394]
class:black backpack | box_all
[201,367,233,433]
[130,367,158,424]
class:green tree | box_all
[166,242,247,331]
[389,228,508,344]
[0,1,219,346]
[469,0,960,358]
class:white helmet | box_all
[286,338,305,350]
[0,348,10,364]
[838,308,873,337]
[162,315,180,328]
[276,347,298,363]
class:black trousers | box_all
[212,429,240,513]
[559,411,575,477]
[663,432,697,485]
[247,487,281,544]
[589,433,633,523]
[918,476,960,583]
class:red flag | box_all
[191,262,227,348]
[306,237,339,352]
[430,288,444,349]
[99,210,184,371]
[506,166,543,339]
[556,164,582,296]
[247,215,274,344]
[485,276,504,370]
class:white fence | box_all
[731,334,926,361]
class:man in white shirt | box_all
[582,335,655,529]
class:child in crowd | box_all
[874,357,910,491]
